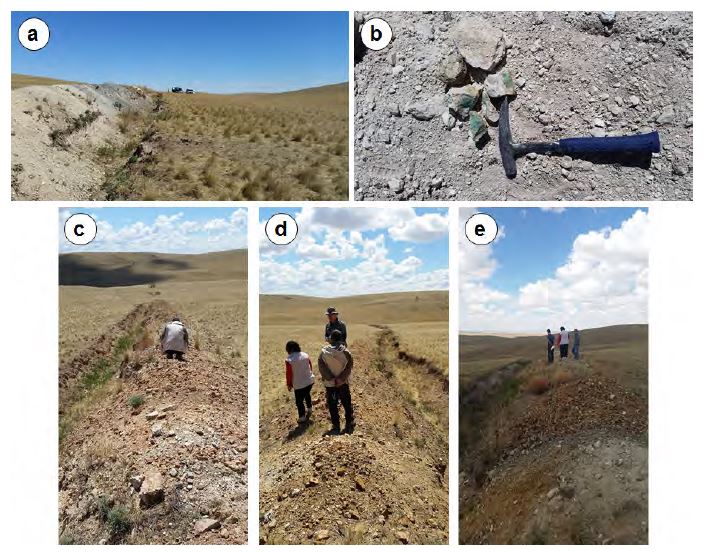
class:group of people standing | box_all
[284,307,355,435]
[546,326,581,362]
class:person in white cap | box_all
[160,315,189,361]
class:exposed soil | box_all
[11,83,152,200]
[58,301,247,545]
[355,11,692,201]
[459,358,648,544]
[259,327,448,545]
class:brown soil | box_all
[259,326,448,545]
[459,358,648,544]
[58,301,247,545]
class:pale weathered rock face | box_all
[452,16,507,72]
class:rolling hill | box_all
[260,291,448,326]
[59,250,247,287]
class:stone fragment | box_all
[139,472,164,508]
[194,518,220,536]
[405,94,448,121]
[448,84,482,119]
[481,92,499,124]
[469,113,488,143]
[452,17,507,72]
[436,53,467,86]
[484,70,516,99]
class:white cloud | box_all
[460,210,649,332]
[59,209,248,254]
[260,208,449,296]
[540,207,566,213]
[388,212,449,243]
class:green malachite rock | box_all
[502,70,514,90]
[469,113,488,142]
[458,94,477,109]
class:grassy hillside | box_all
[11,73,79,89]
[12,74,348,200]
[460,324,648,393]
[260,290,448,326]
[130,83,348,200]
[59,250,247,287]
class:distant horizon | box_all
[12,72,348,95]
[12,11,348,94]
[460,322,649,337]
[260,289,447,300]
[58,248,246,256]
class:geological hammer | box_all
[498,97,661,178]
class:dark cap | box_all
[325,307,339,315]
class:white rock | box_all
[452,16,507,72]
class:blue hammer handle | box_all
[558,131,660,155]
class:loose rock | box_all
[484,70,516,99]
[452,16,507,72]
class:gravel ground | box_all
[354,11,693,201]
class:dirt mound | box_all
[58,303,247,545]
[462,437,648,544]
[11,82,152,200]
[355,11,692,201]
[260,328,448,544]
[459,357,647,544]
[506,373,647,450]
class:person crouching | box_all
[160,315,188,361]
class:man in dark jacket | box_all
[324,307,347,346]
[572,328,581,360]
[546,329,554,364]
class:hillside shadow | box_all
[59,256,189,287]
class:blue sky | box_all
[260,207,449,297]
[460,207,649,333]
[59,207,247,254]
[13,12,348,93]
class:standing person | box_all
[160,315,189,361]
[285,340,315,424]
[318,330,354,435]
[324,307,347,346]
[572,328,581,360]
[546,329,555,364]
[559,326,570,360]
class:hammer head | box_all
[498,96,517,178]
